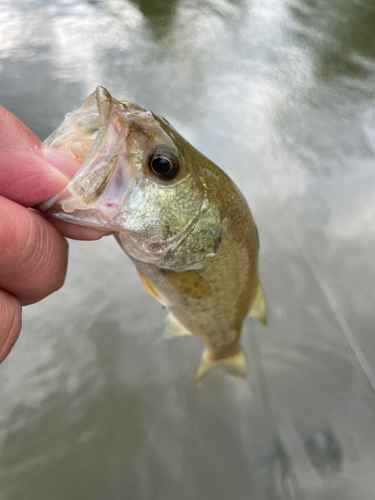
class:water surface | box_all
[1,0,375,498]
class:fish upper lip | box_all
[39,87,132,216]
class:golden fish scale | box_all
[134,174,258,361]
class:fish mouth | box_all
[37,88,222,271]
[37,87,131,228]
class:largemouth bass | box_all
[38,87,267,383]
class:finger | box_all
[36,208,112,241]
[0,196,68,305]
[0,290,22,364]
[0,105,81,206]
[0,106,109,241]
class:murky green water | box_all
[1,0,375,498]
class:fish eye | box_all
[149,152,180,181]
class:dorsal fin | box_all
[248,282,267,326]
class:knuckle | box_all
[0,201,68,304]
[0,106,11,132]
[17,213,68,300]
[0,291,22,363]
[31,215,68,295]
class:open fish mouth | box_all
[37,87,222,270]
[37,87,135,227]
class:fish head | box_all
[39,87,222,270]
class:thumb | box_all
[0,106,81,207]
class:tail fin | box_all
[248,282,267,326]
[194,348,247,385]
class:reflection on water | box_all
[289,0,375,80]
[128,0,180,38]
[304,430,343,476]
[1,0,375,498]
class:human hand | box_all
[0,106,111,363]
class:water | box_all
[1,0,375,498]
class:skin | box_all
[39,88,261,377]
[0,106,111,364]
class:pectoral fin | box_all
[163,314,192,339]
[194,348,247,385]
[163,270,211,300]
[248,282,267,326]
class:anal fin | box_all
[248,282,267,326]
[194,348,247,385]
[164,314,192,339]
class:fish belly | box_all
[133,214,258,361]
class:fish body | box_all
[39,87,266,382]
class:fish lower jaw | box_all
[62,200,120,222]
[43,187,122,224]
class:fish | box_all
[38,86,267,383]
